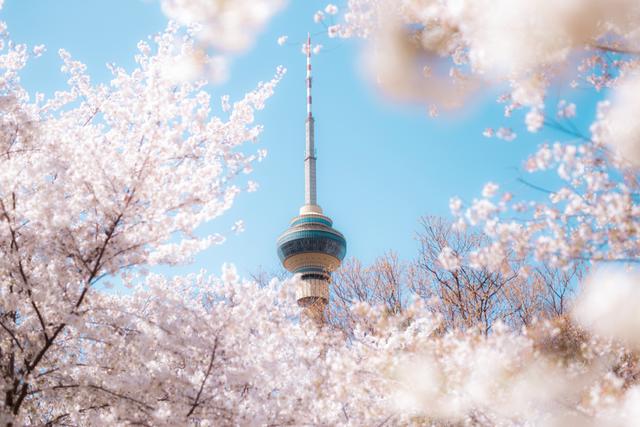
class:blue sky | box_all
[3,1,598,278]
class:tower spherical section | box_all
[277,212,346,273]
[276,209,346,306]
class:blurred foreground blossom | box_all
[437,246,460,271]
[525,108,544,133]
[595,73,640,166]
[160,46,228,83]
[231,219,245,234]
[482,182,499,198]
[324,0,640,126]
[574,268,640,348]
[496,127,516,141]
[161,0,287,52]
[324,4,338,15]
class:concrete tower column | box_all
[305,116,317,207]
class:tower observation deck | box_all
[276,34,347,323]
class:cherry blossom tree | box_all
[4,0,640,425]
[0,15,284,422]
[304,2,640,425]
[317,0,640,271]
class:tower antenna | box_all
[306,32,312,119]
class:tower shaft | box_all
[305,117,317,206]
[304,34,317,207]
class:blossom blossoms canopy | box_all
[4,0,640,425]
[323,0,640,111]
[311,1,640,270]
[0,16,283,419]
[8,267,640,425]
[160,0,287,52]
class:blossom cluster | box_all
[322,0,640,128]
[0,16,283,420]
[160,0,286,52]
[8,268,640,426]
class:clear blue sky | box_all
[3,1,598,278]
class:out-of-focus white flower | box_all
[557,100,576,118]
[221,262,239,283]
[449,197,463,215]
[328,25,340,38]
[162,52,201,83]
[161,0,286,52]
[231,219,245,234]
[466,199,498,225]
[482,128,494,138]
[161,48,228,84]
[511,76,545,107]
[247,180,259,192]
[393,357,442,414]
[482,182,499,198]
[574,268,640,348]
[312,44,323,55]
[525,108,544,133]
[277,35,288,46]
[496,127,516,141]
[314,10,325,23]
[32,44,46,57]
[452,217,467,232]
[599,73,640,166]
[207,55,229,84]
[437,247,460,270]
[221,94,231,112]
[325,4,338,15]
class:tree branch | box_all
[187,336,219,417]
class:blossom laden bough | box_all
[0,18,284,421]
[322,0,640,127]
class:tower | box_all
[276,34,347,324]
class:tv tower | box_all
[276,34,347,324]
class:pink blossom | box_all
[525,108,544,133]
[496,127,516,141]
[437,247,460,270]
[482,127,494,137]
[328,25,340,38]
[482,182,499,198]
[325,4,338,15]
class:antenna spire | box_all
[304,33,318,208]
[306,33,312,118]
